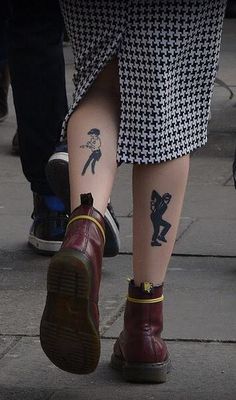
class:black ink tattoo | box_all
[80,128,102,175]
[150,190,172,247]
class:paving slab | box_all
[210,87,236,133]
[0,338,235,400]
[217,19,236,85]
[193,131,235,159]
[104,256,236,341]
[217,50,236,88]
[182,184,236,219]
[0,388,53,400]
[0,337,18,359]
[202,18,236,133]
[111,164,132,217]
[189,157,233,186]
[0,216,32,251]
[0,290,47,336]
[0,181,32,216]
[174,218,236,256]
[221,18,236,52]
[0,154,24,184]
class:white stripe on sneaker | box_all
[28,234,62,253]
[48,152,69,163]
[104,208,120,250]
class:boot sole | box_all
[110,353,171,383]
[40,249,100,374]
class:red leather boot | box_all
[111,280,170,383]
[40,193,105,374]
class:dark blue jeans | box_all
[0,3,10,64]
[0,25,7,65]
[7,0,68,195]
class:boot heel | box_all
[40,249,100,374]
[111,354,170,383]
[123,359,170,383]
[47,249,91,298]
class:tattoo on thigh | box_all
[150,190,172,247]
[80,128,102,175]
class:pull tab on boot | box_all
[80,193,94,206]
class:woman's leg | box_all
[133,155,190,286]
[40,57,121,374]
[67,57,120,214]
[111,155,189,382]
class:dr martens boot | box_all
[40,193,105,374]
[111,280,170,383]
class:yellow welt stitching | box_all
[67,215,105,243]
[127,295,164,304]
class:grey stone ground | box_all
[0,18,236,400]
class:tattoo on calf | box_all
[80,128,102,175]
[150,190,172,247]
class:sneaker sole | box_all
[40,248,100,374]
[46,153,120,257]
[110,353,171,383]
[28,234,62,256]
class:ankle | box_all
[133,278,163,289]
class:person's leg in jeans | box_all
[0,8,10,122]
[7,0,120,257]
[7,0,68,255]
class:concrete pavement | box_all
[0,18,236,400]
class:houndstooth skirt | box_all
[60,0,226,164]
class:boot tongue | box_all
[69,193,104,228]
[80,193,94,206]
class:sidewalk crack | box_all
[100,301,126,337]
[0,336,22,360]
[175,218,196,242]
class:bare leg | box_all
[67,55,189,286]
[133,155,190,286]
[67,58,120,214]
[40,58,121,375]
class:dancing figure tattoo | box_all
[150,190,172,247]
[80,128,102,175]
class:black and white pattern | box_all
[60,0,226,164]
